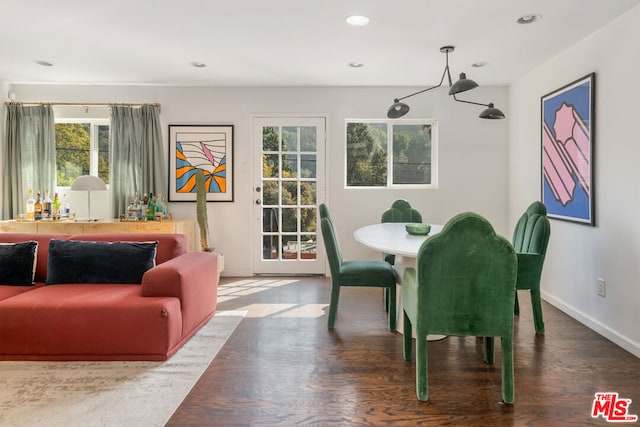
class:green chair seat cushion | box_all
[339,260,397,286]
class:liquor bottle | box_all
[25,189,35,220]
[34,192,42,220]
[43,190,52,219]
[147,193,156,220]
[156,193,167,219]
[52,192,61,219]
[127,198,138,220]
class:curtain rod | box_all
[4,101,160,111]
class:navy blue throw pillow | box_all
[46,240,158,285]
[0,241,38,286]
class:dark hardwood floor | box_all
[167,276,640,426]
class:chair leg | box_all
[403,311,412,361]
[514,291,520,316]
[387,286,397,332]
[501,336,515,404]
[415,331,428,401]
[327,283,341,329]
[530,289,545,334]
[384,288,389,313]
[484,337,495,364]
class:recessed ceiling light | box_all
[348,62,364,68]
[346,15,370,26]
[35,60,53,67]
[471,62,486,68]
[190,62,207,68]
[517,14,542,24]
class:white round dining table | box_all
[354,222,446,341]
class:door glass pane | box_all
[263,154,279,178]
[282,182,297,205]
[263,181,278,205]
[282,154,298,178]
[263,235,279,260]
[282,208,297,232]
[263,126,279,151]
[300,127,316,151]
[282,235,298,260]
[300,234,317,259]
[300,208,316,233]
[300,154,316,178]
[301,182,316,205]
[282,127,298,151]
[262,207,279,233]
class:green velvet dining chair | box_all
[512,201,551,334]
[380,199,423,265]
[319,203,398,331]
[402,212,517,403]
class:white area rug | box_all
[0,310,246,427]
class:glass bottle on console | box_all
[52,192,61,220]
[25,189,35,220]
[42,190,52,219]
[34,192,42,220]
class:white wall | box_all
[508,5,640,357]
[7,84,508,277]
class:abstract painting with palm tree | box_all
[169,125,234,201]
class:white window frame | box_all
[54,118,110,190]
[345,118,438,189]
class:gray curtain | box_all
[109,105,166,217]
[2,104,56,220]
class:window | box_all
[55,120,110,186]
[346,119,437,187]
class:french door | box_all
[252,117,326,275]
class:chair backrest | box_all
[416,212,517,337]
[319,204,342,278]
[512,201,550,257]
[381,199,422,223]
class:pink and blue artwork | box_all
[541,73,595,225]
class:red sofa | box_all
[0,232,220,361]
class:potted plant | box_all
[195,169,224,272]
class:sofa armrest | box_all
[141,252,219,335]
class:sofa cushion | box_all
[0,233,70,283]
[46,240,158,285]
[68,233,188,264]
[0,241,38,286]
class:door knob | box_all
[256,199,262,205]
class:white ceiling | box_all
[1,0,639,88]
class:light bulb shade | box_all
[387,101,410,119]
[71,175,107,191]
[479,104,506,119]
[448,72,479,95]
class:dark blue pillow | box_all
[0,241,38,286]
[46,240,158,285]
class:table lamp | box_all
[70,175,107,221]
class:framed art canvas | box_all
[169,124,234,202]
[541,73,595,225]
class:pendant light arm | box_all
[393,63,451,103]
[451,94,490,108]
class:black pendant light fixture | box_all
[387,45,505,120]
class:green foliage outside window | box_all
[346,121,433,187]
[55,122,109,186]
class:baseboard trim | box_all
[541,290,640,359]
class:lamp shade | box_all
[387,101,410,119]
[71,175,107,191]
[448,73,479,95]
[479,103,506,119]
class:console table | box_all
[0,219,196,252]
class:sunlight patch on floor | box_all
[235,303,327,318]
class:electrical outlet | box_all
[597,278,606,297]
